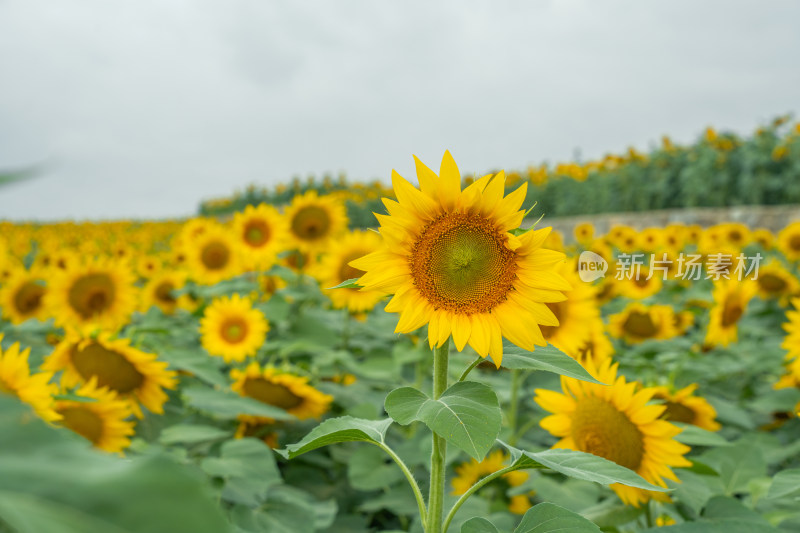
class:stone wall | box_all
[525,204,800,241]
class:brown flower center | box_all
[410,213,517,314]
[244,220,271,247]
[67,273,116,319]
[662,401,697,425]
[291,206,331,241]
[758,273,787,293]
[59,406,103,444]
[154,281,176,304]
[201,241,231,270]
[243,378,303,409]
[14,281,45,315]
[71,342,144,393]
[571,396,644,471]
[220,317,248,343]
[790,235,800,252]
[623,311,658,338]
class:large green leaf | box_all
[515,502,601,533]
[182,386,294,420]
[385,381,501,460]
[201,438,281,506]
[499,441,665,491]
[461,517,499,533]
[278,416,393,459]
[767,468,800,499]
[0,396,231,533]
[488,343,603,384]
[159,424,231,445]
[672,423,729,447]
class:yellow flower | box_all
[704,280,757,347]
[45,258,138,332]
[540,261,601,358]
[778,222,800,262]
[232,203,287,270]
[257,274,287,300]
[752,228,774,250]
[651,384,720,431]
[184,223,242,285]
[285,191,348,252]
[608,303,679,344]
[451,449,533,515]
[230,363,332,424]
[573,222,595,244]
[141,271,192,314]
[43,332,177,418]
[312,230,385,314]
[776,298,800,390]
[0,267,47,324]
[0,335,60,422]
[535,359,691,507]
[200,294,269,363]
[614,267,663,300]
[755,261,799,304]
[574,319,614,367]
[351,152,570,365]
[55,379,136,454]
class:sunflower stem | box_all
[377,442,428,527]
[427,341,450,533]
[457,356,482,382]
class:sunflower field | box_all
[3,143,800,533]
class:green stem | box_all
[426,341,450,533]
[377,442,427,526]
[507,369,521,445]
[441,465,528,533]
[457,356,482,382]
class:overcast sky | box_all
[1,1,798,222]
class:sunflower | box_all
[755,261,799,304]
[638,228,663,252]
[535,359,691,507]
[230,363,332,424]
[45,258,137,332]
[574,319,614,367]
[573,222,595,245]
[200,294,269,362]
[257,274,287,300]
[778,221,800,262]
[662,225,686,252]
[232,204,287,271]
[776,298,800,390]
[615,266,663,300]
[752,228,774,250]
[184,223,242,285]
[135,255,163,280]
[285,191,348,252]
[719,222,751,249]
[313,230,385,314]
[43,332,178,418]
[704,280,757,347]
[141,271,192,314]
[54,379,136,454]
[0,335,60,422]
[0,267,47,324]
[351,152,570,365]
[608,303,679,344]
[650,384,720,432]
[540,261,599,358]
[451,449,533,515]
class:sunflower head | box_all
[351,152,571,365]
[200,294,269,363]
[0,267,47,324]
[233,203,287,270]
[184,223,242,285]
[43,332,177,418]
[285,191,348,252]
[0,335,60,422]
[705,280,757,347]
[535,359,691,507]
[55,379,136,454]
[651,384,720,432]
[609,303,679,344]
[778,222,800,262]
[231,363,332,424]
[45,258,137,332]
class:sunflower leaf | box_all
[461,516,500,533]
[514,502,601,533]
[327,278,362,290]
[278,416,393,459]
[767,468,800,499]
[384,382,501,461]
[672,423,730,447]
[498,441,667,491]
[490,343,604,384]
